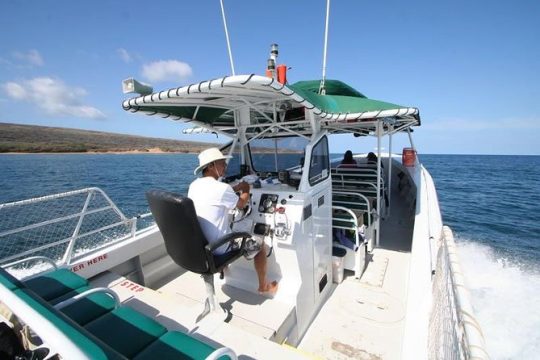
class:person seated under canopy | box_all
[340,150,358,167]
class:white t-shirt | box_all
[188,176,238,255]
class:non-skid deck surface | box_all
[158,271,295,342]
[298,249,410,360]
[90,271,304,359]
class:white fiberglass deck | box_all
[299,249,410,359]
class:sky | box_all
[1,0,539,155]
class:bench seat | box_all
[24,268,88,301]
[1,266,235,359]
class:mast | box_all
[319,0,331,95]
[219,0,236,75]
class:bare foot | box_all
[258,280,278,297]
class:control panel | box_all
[231,184,302,246]
[258,193,279,213]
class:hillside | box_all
[0,123,217,153]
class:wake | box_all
[456,240,540,359]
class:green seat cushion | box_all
[85,306,167,358]
[60,291,117,326]
[134,331,226,360]
[13,288,125,360]
[0,268,24,290]
[24,269,88,301]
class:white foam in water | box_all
[456,240,540,359]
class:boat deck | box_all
[298,249,410,359]
[91,271,305,359]
[296,166,415,359]
[88,163,415,359]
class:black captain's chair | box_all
[146,189,251,321]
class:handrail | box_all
[54,287,120,310]
[0,188,154,269]
[428,226,489,359]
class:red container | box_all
[277,64,287,84]
[402,148,416,167]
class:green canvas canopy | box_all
[122,75,420,138]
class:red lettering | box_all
[85,254,108,267]
[118,280,145,293]
[71,263,85,272]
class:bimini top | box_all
[122,74,420,138]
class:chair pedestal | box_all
[196,274,227,322]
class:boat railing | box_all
[429,226,489,360]
[0,187,153,275]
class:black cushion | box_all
[146,190,210,274]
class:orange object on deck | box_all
[277,64,287,84]
[402,148,417,167]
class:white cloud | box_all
[1,77,105,119]
[142,60,192,82]
[3,82,26,99]
[117,48,132,63]
[12,49,44,67]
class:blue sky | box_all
[1,0,539,155]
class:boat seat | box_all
[59,291,118,326]
[146,189,251,321]
[84,306,168,358]
[21,267,118,326]
[24,268,88,301]
[0,267,236,359]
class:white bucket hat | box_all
[194,147,232,175]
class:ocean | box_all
[0,153,538,358]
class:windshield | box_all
[249,137,309,173]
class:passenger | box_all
[367,152,384,168]
[340,150,358,167]
[367,152,377,164]
[188,147,278,296]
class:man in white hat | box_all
[188,147,278,295]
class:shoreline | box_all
[1,148,199,155]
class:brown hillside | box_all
[0,123,218,153]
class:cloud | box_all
[142,60,192,82]
[12,49,44,67]
[423,117,540,131]
[117,48,133,63]
[1,77,105,119]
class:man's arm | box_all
[232,181,250,209]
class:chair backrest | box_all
[146,190,210,274]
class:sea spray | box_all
[456,240,540,359]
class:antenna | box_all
[319,0,331,95]
[219,0,236,75]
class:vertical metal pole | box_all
[220,0,236,75]
[406,127,418,163]
[274,139,279,172]
[376,121,381,247]
[388,125,393,216]
[319,0,331,95]
[62,190,93,264]
[407,127,416,150]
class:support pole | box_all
[319,0,331,95]
[388,125,393,216]
[220,0,235,75]
[376,121,381,248]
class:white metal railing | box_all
[0,188,153,272]
[428,226,489,359]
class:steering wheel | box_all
[231,202,252,223]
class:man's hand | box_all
[232,181,250,209]
[233,181,250,194]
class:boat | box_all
[0,45,489,359]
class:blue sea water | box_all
[0,153,538,358]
